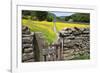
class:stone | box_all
[22,52,34,62]
[25,59,35,62]
[22,44,33,48]
[24,48,33,53]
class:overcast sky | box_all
[51,11,74,17]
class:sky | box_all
[51,11,74,17]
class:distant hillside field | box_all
[22,19,90,44]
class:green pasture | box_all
[22,19,90,44]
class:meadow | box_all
[22,19,90,44]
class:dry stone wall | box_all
[22,26,54,62]
[22,26,34,62]
[59,27,90,60]
[22,25,90,62]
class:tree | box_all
[35,11,48,21]
[47,16,53,22]
[65,16,71,21]
[30,11,37,20]
[22,10,31,19]
[70,13,90,23]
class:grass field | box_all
[22,19,90,44]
